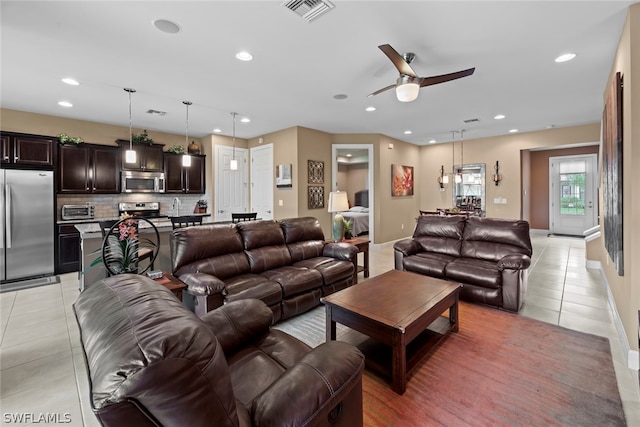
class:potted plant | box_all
[167,145,186,154]
[196,199,208,213]
[132,130,154,145]
[343,219,354,240]
[57,133,84,145]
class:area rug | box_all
[274,301,626,426]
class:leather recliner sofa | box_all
[170,217,358,322]
[73,274,365,427]
[394,215,532,312]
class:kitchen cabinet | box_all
[164,153,205,194]
[117,140,164,172]
[1,132,55,167]
[56,224,81,274]
[58,143,119,193]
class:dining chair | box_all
[231,212,258,223]
[170,215,203,229]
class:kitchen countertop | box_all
[58,212,211,225]
[74,214,218,238]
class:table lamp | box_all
[327,191,349,241]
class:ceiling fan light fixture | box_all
[395,76,420,102]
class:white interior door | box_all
[215,145,248,221]
[250,144,274,220]
[549,154,597,236]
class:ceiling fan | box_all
[369,44,475,103]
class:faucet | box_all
[172,197,181,216]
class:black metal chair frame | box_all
[170,215,203,229]
[231,212,258,223]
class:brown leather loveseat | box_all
[171,217,357,322]
[394,215,532,312]
[74,274,365,427]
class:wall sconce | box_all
[492,160,502,186]
[437,165,449,191]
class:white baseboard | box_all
[591,260,639,371]
[530,228,550,235]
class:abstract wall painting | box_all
[391,164,414,197]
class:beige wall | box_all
[346,163,369,206]
[598,3,639,354]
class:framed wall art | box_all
[308,160,324,184]
[391,164,414,197]
[308,186,324,209]
[276,164,292,188]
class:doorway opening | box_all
[331,144,374,243]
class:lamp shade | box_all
[327,191,349,213]
[396,82,420,102]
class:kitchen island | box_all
[76,215,218,291]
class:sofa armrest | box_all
[323,242,358,261]
[497,254,531,271]
[200,299,273,354]
[252,341,364,426]
[393,238,421,256]
[179,272,226,297]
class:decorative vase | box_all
[188,141,200,154]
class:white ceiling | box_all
[1,1,635,146]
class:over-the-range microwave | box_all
[121,171,165,193]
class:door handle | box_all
[267,210,272,214]
[5,184,11,248]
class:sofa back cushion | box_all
[74,275,240,427]
[280,217,326,262]
[171,224,250,279]
[461,217,532,261]
[238,221,292,273]
[413,215,465,256]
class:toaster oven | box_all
[61,204,95,220]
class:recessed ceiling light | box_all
[555,53,576,63]
[58,101,73,107]
[153,19,181,34]
[494,114,505,120]
[240,117,250,123]
[404,130,412,135]
[346,154,352,157]
[213,128,222,133]
[61,78,79,86]
[235,51,253,61]
[508,129,518,133]
[365,106,376,112]
[429,139,436,144]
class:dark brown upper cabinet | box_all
[58,143,119,194]
[164,153,205,194]
[117,140,164,172]
[1,132,55,167]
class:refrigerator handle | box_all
[5,184,11,248]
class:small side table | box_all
[342,237,370,283]
[152,272,186,301]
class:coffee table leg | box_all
[391,331,407,394]
[325,305,337,341]
[450,298,459,333]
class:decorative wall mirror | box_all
[452,163,486,216]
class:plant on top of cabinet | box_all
[167,145,186,154]
[132,130,154,145]
[56,133,84,145]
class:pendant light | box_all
[182,101,192,167]
[124,88,137,164]
[230,112,238,170]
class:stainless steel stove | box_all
[118,202,165,219]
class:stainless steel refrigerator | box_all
[1,169,54,285]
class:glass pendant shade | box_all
[442,175,449,184]
[230,159,238,170]
[125,149,136,163]
[182,154,191,167]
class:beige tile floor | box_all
[0,234,639,425]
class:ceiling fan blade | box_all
[419,67,476,87]
[378,44,418,78]
[368,84,396,97]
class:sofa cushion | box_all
[461,217,532,262]
[172,224,248,277]
[225,275,283,307]
[402,252,455,278]
[293,257,354,285]
[287,240,326,263]
[245,246,292,273]
[279,217,326,243]
[176,253,251,279]
[238,220,286,250]
[445,258,502,289]
[261,266,323,297]
[413,215,465,256]
[281,289,323,320]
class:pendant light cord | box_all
[125,88,136,150]
[231,112,237,159]
[183,101,192,150]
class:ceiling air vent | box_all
[463,118,480,124]
[282,0,335,22]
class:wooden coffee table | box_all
[321,270,461,394]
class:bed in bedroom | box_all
[341,189,369,236]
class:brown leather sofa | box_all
[171,217,357,322]
[394,215,532,312]
[74,274,365,427]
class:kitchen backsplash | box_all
[57,194,208,221]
